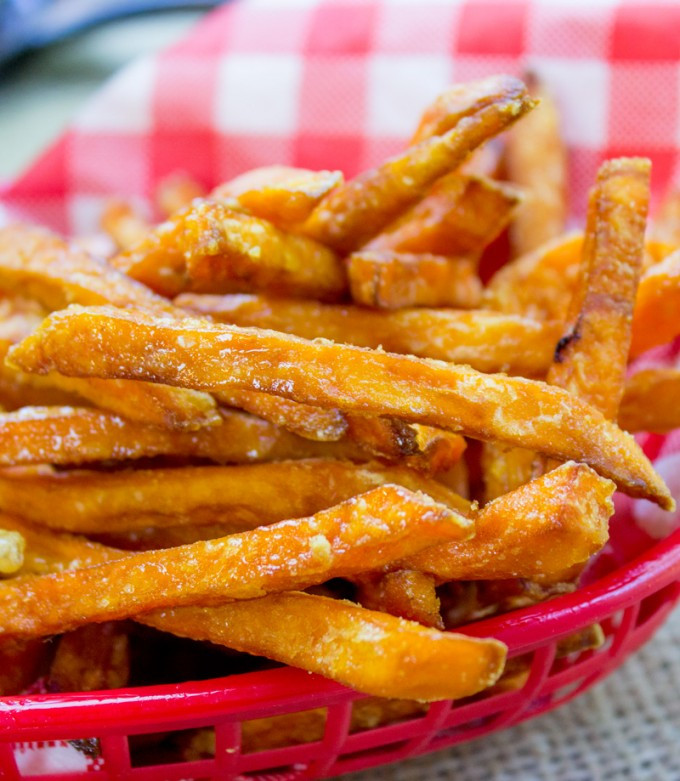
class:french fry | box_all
[619,369,680,433]
[363,174,521,258]
[156,172,206,217]
[0,485,471,637]
[402,462,615,580]
[100,200,150,252]
[175,294,561,374]
[0,527,25,574]
[652,188,680,247]
[0,459,471,533]
[12,305,671,507]
[0,295,46,342]
[0,225,217,430]
[356,570,443,629]
[48,623,131,692]
[303,77,536,253]
[630,249,680,357]
[480,443,537,502]
[348,251,482,309]
[505,73,568,256]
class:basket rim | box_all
[1,525,679,741]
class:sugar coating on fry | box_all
[12,304,671,507]
[176,294,561,375]
[619,369,680,434]
[348,251,482,309]
[631,249,680,357]
[0,528,25,574]
[0,485,470,637]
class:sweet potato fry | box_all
[480,443,537,502]
[303,78,536,253]
[630,249,680,357]
[15,304,671,506]
[651,187,680,247]
[619,369,680,433]
[156,172,206,217]
[0,527,24,574]
[505,73,568,256]
[100,200,150,252]
[5,516,503,700]
[356,569,443,629]
[48,623,131,692]
[403,462,614,580]
[0,485,471,637]
[547,158,650,420]
[363,174,521,258]
[0,294,46,342]
[175,294,561,374]
[347,251,482,309]
[0,459,471,533]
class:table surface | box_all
[0,11,678,781]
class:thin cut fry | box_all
[505,73,567,256]
[630,249,680,357]
[303,77,535,253]
[100,200,150,252]
[619,369,680,433]
[0,459,471,533]
[403,462,615,580]
[348,251,482,309]
[176,294,561,375]
[364,174,521,258]
[156,172,206,217]
[357,570,443,629]
[14,304,671,506]
[0,485,471,637]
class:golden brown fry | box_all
[100,200,150,252]
[547,158,650,420]
[0,485,471,637]
[357,570,443,629]
[15,305,671,506]
[303,78,535,253]
[480,443,537,502]
[403,462,615,580]
[630,249,680,357]
[619,369,680,433]
[506,73,567,256]
[176,294,561,374]
[364,174,521,258]
[156,172,206,217]
[48,623,131,692]
[652,188,680,247]
[0,527,24,574]
[0,459,471,533]
[348,251,482,309]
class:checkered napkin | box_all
[3,0,680,775]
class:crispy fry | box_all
[652,188,680,247]
[48,623,131,692]
[506,73,568,256]
[403,462,615,580]
[357,570,443,629]
[156,172,206,217]
[13,305,671,506]
[630,249,680,357]
[175,294,561,374]
[100,200,150,252]
[303,78,535,253]
[619,369,680,433]
[0,459,471,533]
[364,174,521,258]
[348,251,482,309]
[0,528,25,574]
[480,443,537,502]
[0,485,471,637]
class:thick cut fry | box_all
[176,294,561,375]
[48,623,131,692]
[630,249,680,357]
[0,485,470,637]
[303,78,535,253]
[0,225,217,429]
[6,516,503,700]
[619,369,680,433]
[181,202,347,300]
[348,251,482,309]
[364,174,521,258]
[156,172,206,217]
[215,389,348,442]
[652,188,680,247]
[0,528,25,574]
[506,74,567,256]
[357,570,443,629]
[403,462,615,580]
[100,200,150,252]
[0,459,471,533]
[15,305,671,507]
[547,158,650,420]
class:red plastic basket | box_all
[1,520,679,780]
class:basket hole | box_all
[129,726,215,767]
[551,678,586,706]
[241,706,328,754]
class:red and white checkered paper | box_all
[3,0,680,773]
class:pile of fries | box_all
[1,73,679,756]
